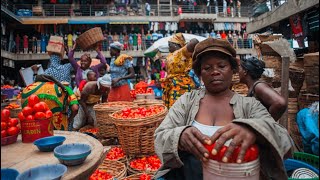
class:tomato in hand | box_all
[35,112,46,120]
[25,115,34,121]
[8,118,19,127]
[18,112,25,121]
[1,130,7,138]
[231,146,241,163]
[204,143,216,159]
[216,145,228,162]
[1,109,10,122]
[27,95,40,108]
[243,144,259,162]
[1,122,7,130]
[22,106,33,116]
[7,126,19,136]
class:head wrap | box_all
[169,33,186,47]
[240,57,265,80]
[110,41,123,51]
[97,74,111,89]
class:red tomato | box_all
[33,102,46,113]
[1,109,10,122]
[34,112,46,120]
[18,112,25,121]
[231,146,241,163]
[1,130,6,138]
[27,94,40,107]
[140,173,152,180]
[8,118,19,127]
[39,102,49,111]
[1,122,7,130]
[22,106,33,116]
[25,115,34,121]
[204,143,216,159]
[216,146,228,162]
[45,110,53,119]
[7,126,19,136]
[243,144,259,162]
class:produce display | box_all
[5,103,20,109]
[204,143,259,163]
[1,85,14,89]
[112,106,165,119]
[89,169,113,180]
[123,173,152,180]
[105,147,125,161]
[130,88,154,99]
[1,109,20,138]
[18,95,53,121]
[129,155,161,171]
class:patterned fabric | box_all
[21,82,78,131]
[161,46,196,108]
[110,57,132,87]
[44,55,73,84]
[168,33,186,47]
[108,84,133,102]
[114,54,133,66]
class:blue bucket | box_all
[1,168,20,180]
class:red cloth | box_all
[79,80,87,92]
[221,32,227,39]
[23,35,28,48]
[289,15,303,37]
[108,84,133,102]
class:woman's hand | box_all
[179,127,211,162]
[209,123,256,163]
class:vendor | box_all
[238,56,287,120]
[161,33,199,109]
[107,42,135,102]
[73,74,111,130]
[68,42,107,87]
[154,38,293,180]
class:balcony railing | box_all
[11,4,252,18]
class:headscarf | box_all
[110,41,123,51]
[97,74,111,89]
[169,33,186,47]
[240,57,265,80]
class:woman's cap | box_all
[192,38,236,62]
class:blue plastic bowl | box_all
[54,143,91,166]
[1,168,20,180]
[33,136,66,152]
[284,158,319,175]
[16,164,67,180]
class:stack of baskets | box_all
[98,160,127,179]
[93,102,137,139]
[76,27,104,51]
[287,98,303,150]
[133,99,164,106]
[110,105,168,156]
[289,67,305,97]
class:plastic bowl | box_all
[1,134,18,146]
[54,143,91,166]
[16,164,67,180]
[1,168,20,180]
[33,136,66,152]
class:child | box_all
[78,70,97,92]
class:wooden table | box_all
[1,130,105,180]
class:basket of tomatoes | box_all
[93,101,138,139]
[104,146,127,163]
[1,109,20,146]
[120,173,153,180]
[5,103,21,118]
[127,155,161,175]
[79,125,99,139]
[96,160,127,180]
[110,105,167,156]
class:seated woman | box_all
[73,74,111,130]
[238,57,287,120]
[154,38,293,180]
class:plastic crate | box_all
[285,152,319,180]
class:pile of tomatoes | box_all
[204,143,259,163]
[105,147,125,161]
[112,106,165,119]
[18,95,53,122]
[130,155,161,171]
[123,173,152,180]
[1,85,14,89]
[5,103,20,109]
[1,109,20,138]
[89,169,113,180]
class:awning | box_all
[68,19,109,24]
[109,21,149,25]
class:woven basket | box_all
[98,160,127,179]
[126,156,158,175]
[231,83,248,96]
[94,102,137,139]
[133,99,164,106]
[79,125,99,137]
[289,67,305,96]
[104,145,127,163]
[110,105,168,156]
[76,27,104,51]
[120,173,154,180]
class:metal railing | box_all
[12,4,252,17]
[249,0,288,17]
[2,38,254,55]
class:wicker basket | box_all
[120,173,154,180]
[104,145,127,163]
[76,27,104,51]
[98,160,127,179]
[133,99,164,106]
[79,125,99,137]
[94,102,137,139]
[289,67,305,96]
[110,105,168,156]
[126,156,158,175]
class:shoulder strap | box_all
[247,81,265,97]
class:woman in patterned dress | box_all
[161,33,199,108]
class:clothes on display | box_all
[213,22,243,31]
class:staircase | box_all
[157,0,172,16]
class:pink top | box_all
[23,35,28,48]
[137,34,142,44]
[160,70,166,79]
